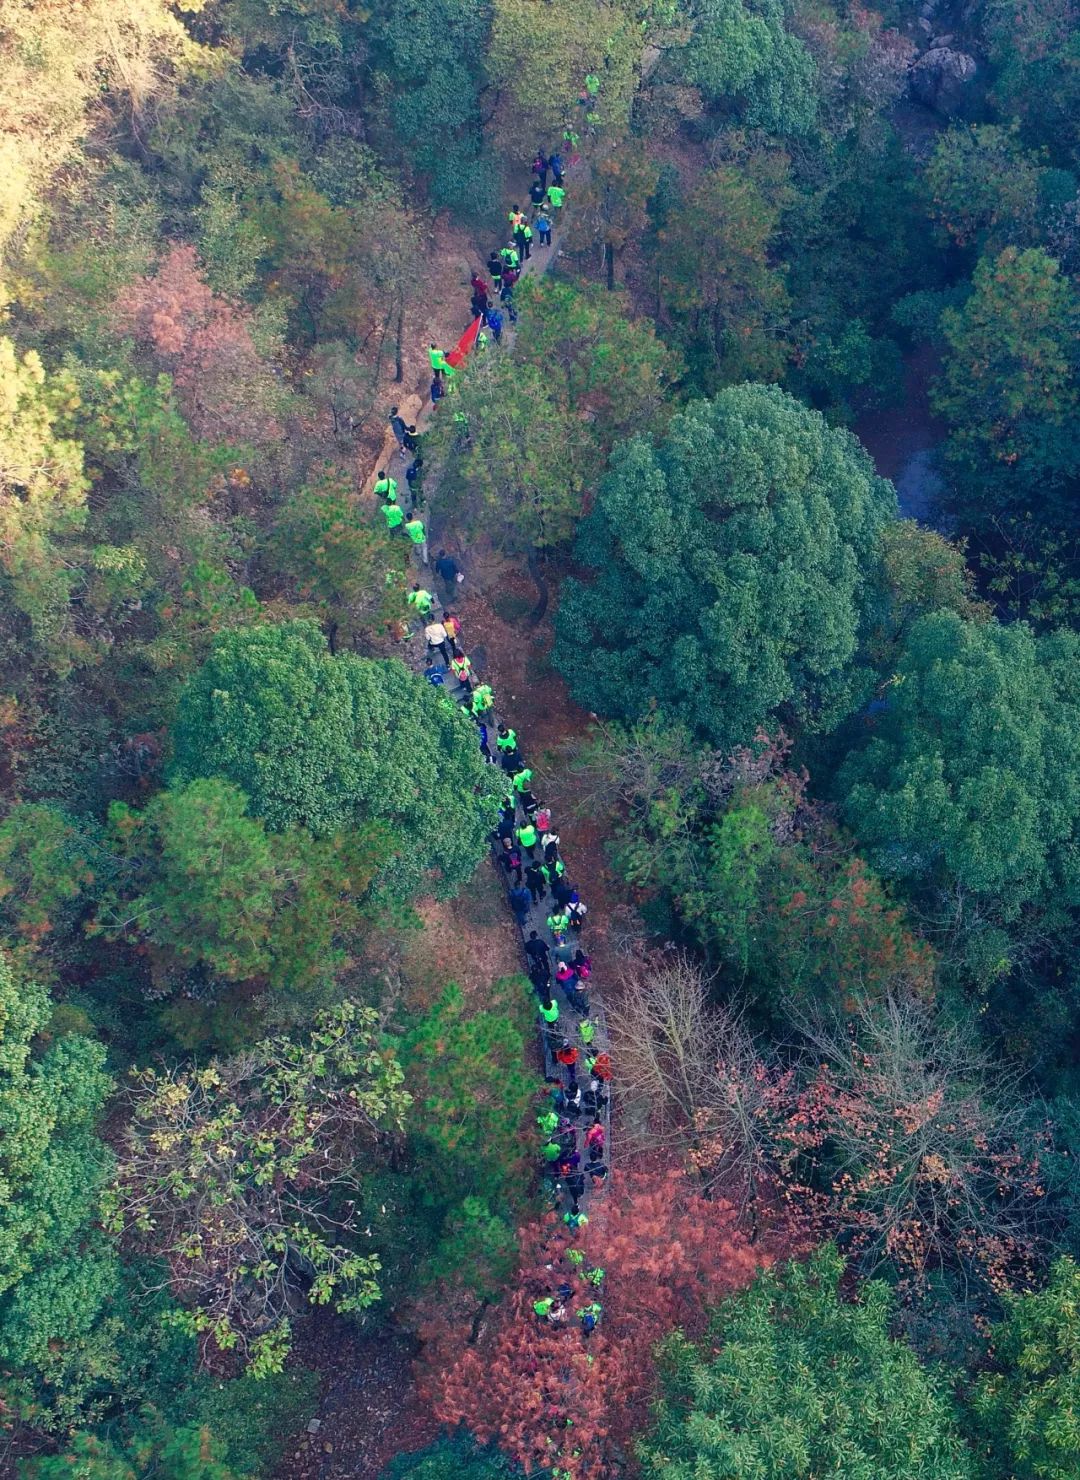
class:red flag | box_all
[446,316,483,368]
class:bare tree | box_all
[786,992,1045,1293]
[611,951,775,1220]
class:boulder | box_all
[910,47,977,114]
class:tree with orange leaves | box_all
[419,1171,763,1479]
[116,244,282,448]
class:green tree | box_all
[0,338,89,654]
[485,0,643,157]
[933,247,1080,525]
[658,154,793,387]
[171,621,501,892]
[682,0,818,136]
[20,1414,245,1480]
[926,124,1047,252]
[965,1255,1080,1480]
[0,949,119,1427]
[839,611,1080,931]
[0,802,104,951]
[435,282,678,561]
[270,461,407,647]
[639,1245,974,1480]
[399,980,536,1296]
[378,1435,515,1480]
[369,0,495,218]
[554,384,896,747]
[106,1003,411,1372]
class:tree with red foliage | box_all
[116,243,280,447]
[419,1171,764,1479]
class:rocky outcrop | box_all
[910,46,977,115]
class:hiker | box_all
[539,996,559,1028]
[587,1160,608,1185]
[442,609,462,652]
[530,176,546,208]
[550,151,565,186]
[542,830,561,864]
[562,1080,582,1118]
[524,929,550,973]
[470,274,490,317]
[579,1019,596,1048]
[585,1120,604,1153]
[567,893,588,933]
[517,815,540,855]
[508,205,527,232]
[509,882,532,927]
[450,651,473,691]
[589,1051,613,1083]
[430,375,445,404]
[546,181,566,212]
[424,618,451,664]
[515,221,533,261]
[536,208,553,247]
[486,306,504,344]
[501,264,520,301]
[429,344,453,380]
[388,408,408,458]
[571,947,591,980]
[404,515,428,563]
[578,1302,601,1336]
[546,905,570,935]
[555,960,578,994]
[552,875,574,910]
[434,549,460,606]
[534,806,552,834]
[532,151,549,187]
[538,1106,560,1136]
[374,470,398,502]
[525,859,547,905]
[556,1039,578,1070]
[564,1209,588,1231]
[471,682,494,716]
[406,585,434,618]
[500,243,520,272]
[566,1170,586,1207]
[498,837,523,885]
[423,661,445,687]
[496,724,518,756]
[512,765,535,800]
[382,498,405,531]
[405,459,422,503]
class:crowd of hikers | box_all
[370,127,611,1398]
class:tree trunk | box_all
[327,619,339,656]
[393,297,405,383]
[467,1296,491,1345]
[526,548,549,627]
[604,241,615,291]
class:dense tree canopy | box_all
[555,383,896,747]
[171,621,503,894]
[639,1245,974,1480]
[840,611,1080,927]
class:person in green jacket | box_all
[547,909,570,937]
[404,516,428,563]
[533,1295,555,1318]
[546,183,566,210]
[471,683,494,716]
[516,820,538,855]
[429,344,453,380]
[537,1109,559,1135]
[496,725,518,754]
[382,499,405,531]
[539,998,559,1026]
[512,767,534,795]
[407,585,434,616]
[541,1142,561,1163]
[374,470,398,501]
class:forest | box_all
[2,0,1080,1476]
